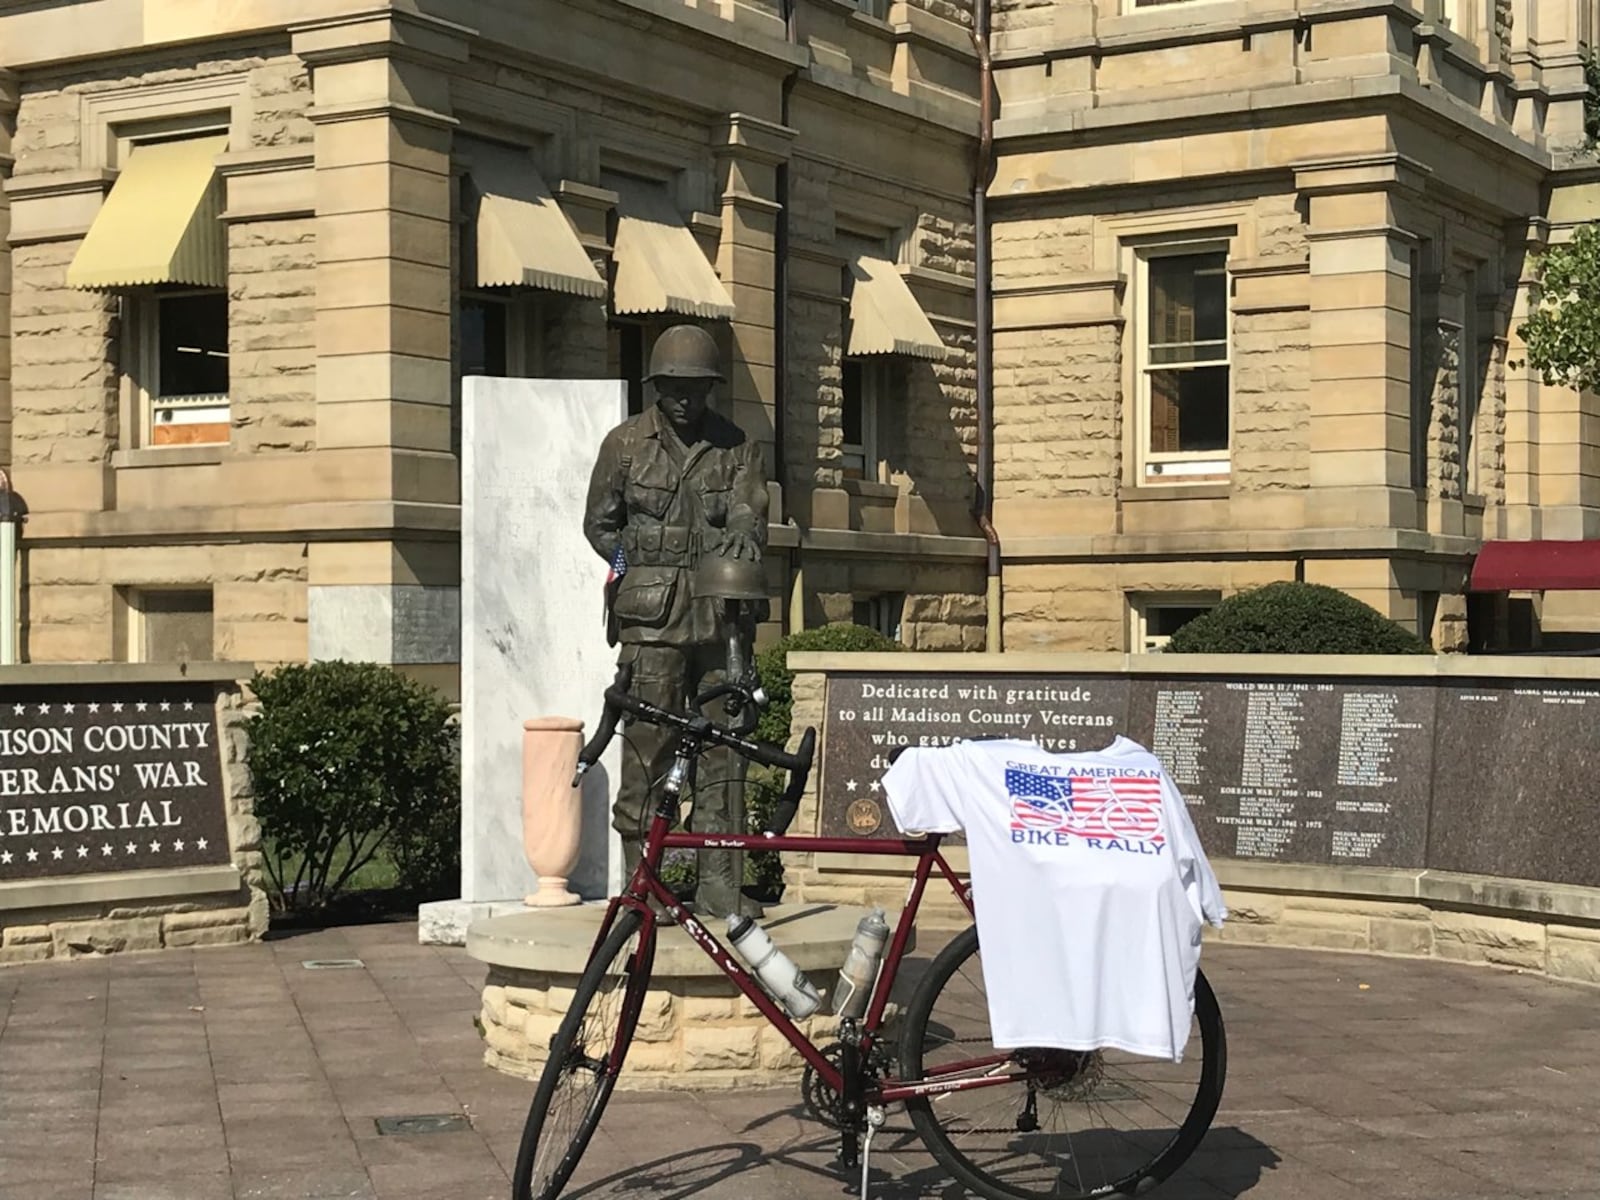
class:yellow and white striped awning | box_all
[847,253,946,361]
[609,175,735,321]
[67,135,228,291]
[467,142,605,298]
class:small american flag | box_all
[606,545,628,588]
[1006,767,1068,832]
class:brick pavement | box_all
[0,920,1596,1199]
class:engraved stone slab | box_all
[818,673,1130,838]
[1430,680,1600,887]
[0,682,229,882]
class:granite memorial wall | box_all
[817,668,1600,889]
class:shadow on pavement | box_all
[567,1124,1282,1199]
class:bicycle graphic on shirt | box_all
[513,667,1227,1200]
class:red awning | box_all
[1469,540,1600,591]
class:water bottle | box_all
[832,907,890,1019]
[725,914,822,1019]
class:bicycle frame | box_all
[588,817,983,1105]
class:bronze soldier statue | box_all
[582,324,768,918]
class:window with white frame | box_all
[125,290,231,447]
[1130,595,1216,652]
[118,586,214,663]
[842,358,887,482]
[1137,248,1230,482]
[854,593,905,642]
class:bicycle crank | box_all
[800,1040,893,1130]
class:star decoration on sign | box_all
[196,838,208,851]
[159,701,171,712]
[183,701,194,712]
[135,702,148,713]
[36,703,49,715]
[149,840,162,853]
[88,703,99,714]
[76,846,88,859]
[50,846,63,861]
[63,703,75,714]
[870,780,882,793]
[845,779,859,792]
[125,842,137,855]
[173,839,186,852]
[10,704,22,716]
[101,844,113,857]
[0,851,11,865]
[112,702,124,714]
[26,849,38,862]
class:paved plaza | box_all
[0,920,1596,1200]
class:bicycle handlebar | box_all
[572,664,817,835]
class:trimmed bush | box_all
[1164,582,1431,655]
[247,661,459,913]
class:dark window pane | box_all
[1148,365,1229,454]
[1148,606,1211,637]
[619,324,644,416]
[1149,253,1228,359]
[842,360,863,445]
[141,590,213,663]
[461,300,508,378]
[158,293,228,396]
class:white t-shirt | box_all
[882,736,1226,1062]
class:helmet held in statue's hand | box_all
[694,550,767,601]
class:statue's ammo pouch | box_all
[612,565,679,627]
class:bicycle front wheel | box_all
[900,925,1226,1200]
[512,907,655,1200]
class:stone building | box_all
[5,0,1600,680]
[986,0,1600,653]
[0,0,986,692]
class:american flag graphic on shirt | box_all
[1006,766,1166,845]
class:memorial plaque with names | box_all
[0,682,230,882]
[819,674,1130,838]
[1126,678,1435,868]
[1431,681,1600,888]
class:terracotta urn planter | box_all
[522,717,585,907]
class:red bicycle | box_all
[512,666,1227,1200]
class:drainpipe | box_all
[0,470,25,664]
[777,0,803,633]
[972,1,1001,652]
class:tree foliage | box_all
[1517,222,1600,393]
[247,661,459,912]
[1165,582,1431,655]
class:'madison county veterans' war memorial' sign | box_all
[0,681,229,882]
[818,669,1600,889]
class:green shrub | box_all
[247,661,459,913]
[1164,582,1431,655]
[755,621,904,745]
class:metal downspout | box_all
[972,0,1001,652]
[778,0,804,634]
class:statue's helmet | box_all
[693,550,767,601]
[645,325,724,382]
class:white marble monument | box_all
[419,377,628,945]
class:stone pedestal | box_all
[466,904,911,1089]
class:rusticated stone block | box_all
[681,1025,760,1071]
[52,917,163,958]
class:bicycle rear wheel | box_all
[899,925,1225,1200]
[512,907,654,1200]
